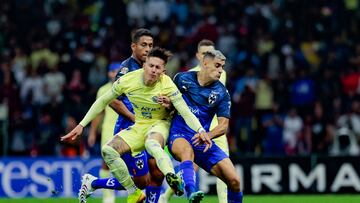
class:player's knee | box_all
[133,175,150,189]
[101,145,118,164]
[227,175,241,192]
[144,139,161,152]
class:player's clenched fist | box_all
[61,124,84,141]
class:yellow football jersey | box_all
[112,69,182,124]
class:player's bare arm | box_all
[109,99,135,122]
[207,117,229,139]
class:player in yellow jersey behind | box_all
[160,39,230,203]
[61,47,212,203]
[86,62,125,203]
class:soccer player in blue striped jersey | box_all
[160,39,231,203]
[167,50,243,203]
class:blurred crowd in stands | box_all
[1,0,360,157]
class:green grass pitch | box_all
[1,195,360,203]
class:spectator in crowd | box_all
[261,103,284,155]
[1,0,360,156]
[283,107,303,155]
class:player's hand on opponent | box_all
[157,95,172,109]
[61,124,84,141]
[192,130,212,152]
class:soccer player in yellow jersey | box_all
[160,39,230,203]
[86,62,121,203]
[61,47,212,203]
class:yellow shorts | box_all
[115,120,170,155]
[210,116,229,155]
[101,131,114,147]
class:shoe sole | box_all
[166,173,184,196]
[189,191,205,203]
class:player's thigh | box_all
[210,158,241,191]
[146,120,170,146]
[114,124,146,154]
[194,143,227,173]
[171,137,195,161]
[213,135,229,155]
[105,134,131,155]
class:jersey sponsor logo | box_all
[141,106,161,111]
[189,106,200,115]
[182,80,192,85]
[142,111,152,119]
[208,91,219,105]
[136,159,144,169]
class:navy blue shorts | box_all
[168,133,228,173]
[114,119,150,177]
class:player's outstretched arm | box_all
[61,89,118,141]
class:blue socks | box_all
[228,190,243,203]
[145,185,161,203]
[91,177,125,190]
[179,160,196,198]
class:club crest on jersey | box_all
[208,91,219,105]
[120,67,129,74]
[152,96,158,103]
[136,159,144,169]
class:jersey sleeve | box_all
[79,89,118,127]
[163,75,183,102]
[112,76,127,96]
[96,85,106,99]
[163,74,204,132]
[216,89,231,118]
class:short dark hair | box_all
[197,39,215,51]
[131,28,153,43]
[147,47,172,64]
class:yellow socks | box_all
[145,139,175,175]
[102,145,137,194]
[217,178,228,203]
